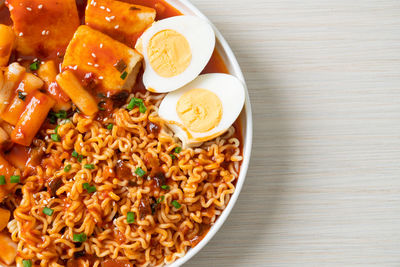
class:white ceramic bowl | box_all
[165,0,253,266]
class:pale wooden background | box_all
[186,0,400,266]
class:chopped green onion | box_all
[55,110,67,119]
[161,185,170,190]
[0,175,5,185]
[120,71,128,80]
[73,233,87,242]
[55,125,59,134]
[43,207,54,216]
[83,183,96,193]
[84,164,95,170]
[97,93,106,98]
[64,164,71,173]
[127,211,135,224]
[87,186,96,193]
[126,97,146,113]
[22,259,32,267]
[171,200,181,209]
[51,134,60,142]
[170,154,176,159]
[106,123,113,130]
[139,103,147,113]
[72,151,83,162]
[10,175,20,184]
[126,97,140,110]
[29,61,39,71]
[135,167,146,177]
[18,91,26,101]
[174,147,182,154]
[98,101,106,111]
[157,195,165,204]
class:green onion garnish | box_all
[64,164,71,172]
[127,211,135,224]
[83,183,96,193]
[139,103,147,113]
[87,186,96,193]
[29,61,39,71]
[157,195,165,204]
[51,134,60,142]
[18,91,26,101]
[98,101,106,111]
[43,207,54,216]
[106,123,113,130]
[0,175,5,185]
[55,125,59,134]
[135,167,146,177]
[73,233,87,242]
[171,200,181,209]
[10,175,20,183]
[126,97,146,113]
[161,185,170,190]
[72,151,83,162]
[174,147,182,154]
[120,71,128,80]
[22,259,32,267]
[170,154,176,159]
[55,110,67,119]
[84,164,95,170]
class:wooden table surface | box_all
[186,0,400,266]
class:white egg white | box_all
[158,73,245,147]
[137,15,215,93]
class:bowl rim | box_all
[165,0,253,266]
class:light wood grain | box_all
[185,0,400,266]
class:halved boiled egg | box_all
[135,15,215,93]
[158,73,245,147]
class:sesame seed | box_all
[110,16,115,19]
[73,65,78,70]
[38,4,43,9]
[91,53,96,58]
[41,30,46,35]
[114,25,119,29]
[9,5,13,11]
[87,62,93,66]
[21,92,28,96]
[98,76,104,80]
[94,64,99,68]
[105,16,111,22]
[17,58,22,62]
[100,43,103,48]
[18,32,23,36]
[4,102,8,105]
[106,8,111,12]
[26,7,32,11]
[100,5,105,10]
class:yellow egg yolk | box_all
[176,88,222,133]
[147,29,192,78]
